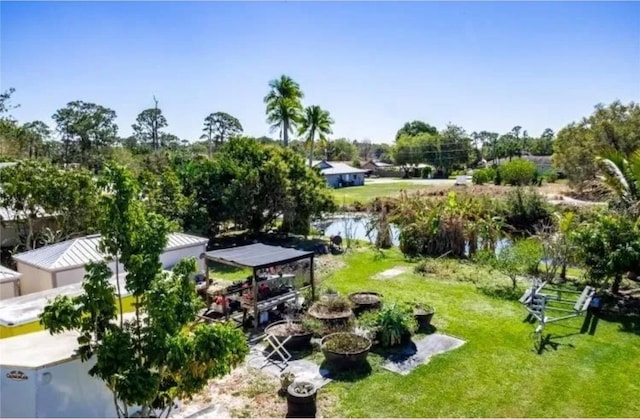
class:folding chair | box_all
[262,334,292,369]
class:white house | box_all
[311,160,367,188]
[12,232,209,296]
[0,265,21,300]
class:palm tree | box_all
[299,105,334,167]
[596,149,640,216]
[264,75,304,147]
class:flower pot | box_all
[265,320,313,351]
[414,309,434,330]
[286,381,317,418]
[321,332,371,369]
[348,292,382,315]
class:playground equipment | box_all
[520,279,596,351]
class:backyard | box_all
[197,247,640,418]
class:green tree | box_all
[132,98,168,151]
[321,137,358,162]
[572,211,640,294]
[200,112,243,157]
[595,149,640,217]
[395,120,438,140]
[40,163,249,418]
[554,101,640,190]
[264,75,304,147]
[299,105,334,167]
[20,120,51,159]
[439,124,472,174]
[52,100,118,168]
[0,87,19,116]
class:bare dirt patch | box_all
[373,266,409,280]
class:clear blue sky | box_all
[1,1,639,144]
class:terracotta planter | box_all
[321,332,371,369]
[265,320,313,351]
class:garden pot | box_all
[286,381,317,418]
[414,309,434,330]
[348,292,382,315]
[321,332,372,369]
[279,372,296,397]
[265,320,313,351]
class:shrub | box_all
[499,158,537,186]
[421,166,432,178]
[414,259,437,275]
[472,168,496,185]
[504,187,552,234]
[352,160,362,168]
[544,170,558,183]
[358,303,417,347]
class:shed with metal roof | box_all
[0,265,21,300]
[12,232,209,295]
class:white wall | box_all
[54,268,86,288]
[0,281,18,300]
[16,264,53,295]
[161,245,207,272]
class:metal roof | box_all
[0,265,21,284]
[204,243,314,269]
[12,232,208,272]
[0,273,130,327]
[319,162,368,176]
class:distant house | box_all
[486,155,554,173]
[0,265,21,300]
[312,160,367,188]
[362,160,395,176]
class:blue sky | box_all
[1,1,639,144]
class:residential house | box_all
[0,265,21,300]
[361,160,396,177]
[312,160,367,188]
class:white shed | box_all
[0,265,21,300]
[12,232,209,296]
[0,322,178,418]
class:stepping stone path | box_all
[373,266,409,280]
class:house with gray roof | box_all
[0,265,21,300]
[311,160,367,188]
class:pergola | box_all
[204,243,315,328]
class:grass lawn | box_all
[317,247,639,418]
[330,182,429,205]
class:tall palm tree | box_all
[298,105,334,167]
[596,149,640,215]
[264,75,304,147]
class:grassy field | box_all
[330,182,429,205]
[316,247,639,418]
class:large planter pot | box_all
[414,308,435,330]
[308,303,353,322]
[265,320,313,351]
[286,381,317,418]
[348,292,382,315]
[321,332,371,369]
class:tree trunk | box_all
[560,263,567,280]
[283,119,289,148]
[611,274,622,295]
[308,139,314,167]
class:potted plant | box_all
[358,303,417,347]
[265,319,313,350]
[348,291,383,315]
[279,371,295,397]
[286,381,317,418]
[308,294,353,322]
[413,303,435,330]
[321,332,372,368]
[321,287,339,302]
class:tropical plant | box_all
[40,163,249,418]
[595,149,640,218]
[502,187,552,235]
[299,105,334,167]
[359,303,417,347]
[264,75,304,147]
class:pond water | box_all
[313,214,511,255]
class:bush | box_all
[421,166,432,179]
[358,303,417,347]
[543,170,558,183]
[504,187,551,234]
[352,160,361,168]
[472,168,496,185]
[414,259,437,275]
[498,158,537,186]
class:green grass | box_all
[318,247,640,418]
[331,182,429,205]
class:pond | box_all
[313,214,511,255]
